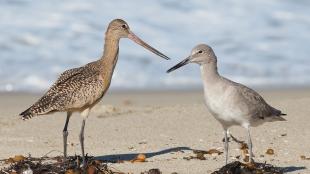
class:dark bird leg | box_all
[63,112,72,161]
[79,118,86,167]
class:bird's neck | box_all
[200,62,220,88]
[100,35,120,71]
[97,34,121,92]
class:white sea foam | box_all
[0,0,309,92]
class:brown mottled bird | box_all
[19,19,170,166]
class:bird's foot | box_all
[80,153,89,170]
[61,155,70,170]
[63,155,67,162]
[82,159,86,168]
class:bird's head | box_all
[106,19,170,60]
[107,19,130,38]
[167,44,217,73]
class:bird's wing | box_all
[54,67,85,86]
[48,67,104,110]
[20,63,104,119]
[234,83,285,119]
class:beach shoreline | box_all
[1,89,310,173]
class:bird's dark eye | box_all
[121,24,127,29]
[198,50,203,54]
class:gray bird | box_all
[19,19,170,166]
[167,44,286,164]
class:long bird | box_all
[167,44,286,164]
[19,19,170,166]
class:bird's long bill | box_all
[166,56,190,73]
[128,31,170,60]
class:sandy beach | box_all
[0,89,310,173]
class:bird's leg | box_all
[79,118,86,168]
[223,129,229,165]
[79,108,90,169]
[63,112,71,161]
[246,126,253,163]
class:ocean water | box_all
[0,0,310,92]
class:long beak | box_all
[167,56,190,73]
[128,31,170,60]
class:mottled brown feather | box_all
[20,60,107,120]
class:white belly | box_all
[203,86,248,128]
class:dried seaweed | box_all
[141,169,161,174]
[211,161,283,174]
[0,155,122,174]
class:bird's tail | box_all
[19,104,54,120]
[19,107,35,120]
[272,107,287,121]
[274,115,286,121]
[19,95,55,120]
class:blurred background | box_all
[0,0,309,92]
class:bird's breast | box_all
[203,86,248,127]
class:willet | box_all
[19,19,170,167]
[167,44,286,164]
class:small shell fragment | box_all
[5,155,26,164]
[131,153,146,163]
[207,149,223,155]
[266,148,274,155]
[300,155,310,160]
[13,155,26,162]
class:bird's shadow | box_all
[94,146,191,163]
[280,166,307,173]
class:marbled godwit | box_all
[19,19,170,166]
[167,44,286,164]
